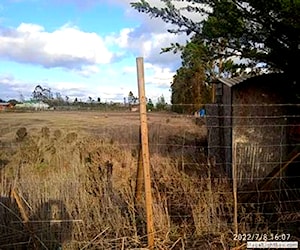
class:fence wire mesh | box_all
[0,105,299,249]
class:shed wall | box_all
[207,74,298,187]
[222,85,232,176]
[207,104,224,171]
[232,77,288,188]
[207,83,232,175]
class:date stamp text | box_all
[233,233,291,242]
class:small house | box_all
[0,103,13,111]
[206,73,299,188]
[130,104,139,112]
[15,101,49,110]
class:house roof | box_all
[217,74,254,87]
[216,72,285,87]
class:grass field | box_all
[0,110,205,142]
[0,111,235,249]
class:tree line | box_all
[0,85,169,111]
[128,91,168,111]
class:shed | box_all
[206,73,299,188]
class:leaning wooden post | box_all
[136,57,155,249]
[11,188,40,249]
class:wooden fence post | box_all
[136,57,155,249]
[135,145,144,205]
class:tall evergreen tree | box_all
[171,38,212,113]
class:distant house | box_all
[206,73,299,188]
[130,104,139,112]
[0,103,13,111]
[15,101,50,110]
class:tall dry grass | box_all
[0,114,236,249]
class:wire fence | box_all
[0,104,299,249]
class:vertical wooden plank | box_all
[136,57,154,249]
[212,83,216,103]
[232,143,238,236]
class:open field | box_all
[0,111,206,143]
[0,111,208,170]
[0,111,233,249]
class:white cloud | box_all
[102,0,191,70]
[122,66,136,74]
[0,73,87,100]
[50,81,86,92]
[93,85,127,101]
[75,65,100,77]
[48,81,91,99]
[107,22,186,70]
[0,74,34,99]
[0,23,114,75]
[145,63,174,88]
[107,28,133,48]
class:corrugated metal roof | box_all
[217,72,286,87]
[217,74,254,87]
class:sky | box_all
[0,0,191,103]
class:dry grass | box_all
[0,111,236,249]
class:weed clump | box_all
[65,132,78,143]
[41,126,50,138]
[53,129,62,139]
[16,127,27,141]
